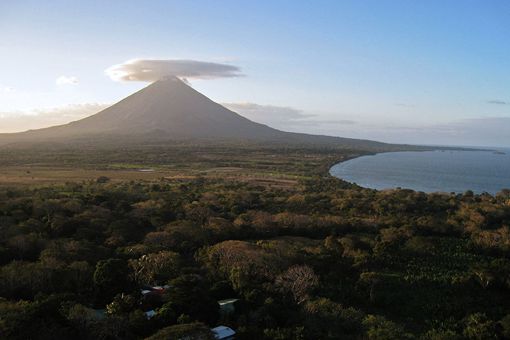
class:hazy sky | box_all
[1,1,509,146]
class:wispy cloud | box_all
[487,99,508,105]
[355,117,510,147]
[223,102,356,131]
[223,102,315,121]
[106,59,243,82]
[395,103,415,108]
[303,119,357,126]
[56,76,79,86]
[0,103,108,133]
[0,85,14,93]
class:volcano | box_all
[0,77,392,149]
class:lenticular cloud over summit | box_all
[105,59,242,82]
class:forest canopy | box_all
[0,145,509,339]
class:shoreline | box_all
[327,147,506,195]
[327,145,497,176]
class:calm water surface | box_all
[330,149,510,194]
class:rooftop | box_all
[211,325,236,339]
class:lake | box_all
[330,149,510,194]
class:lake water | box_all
[330,149,510,194]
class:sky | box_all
[0,0,509,147]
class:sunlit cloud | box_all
[105,59,243,82]
[0,103,109,133]
[56,76,79,86]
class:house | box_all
[217,299,238,315]
[141,285,171,310]
[211,326,236,340]
[140,284,171,296]
[144,310,157,320]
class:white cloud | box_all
[105,59,242,82]
[56,76,79,86]
[0,103,108,133]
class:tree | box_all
[374,227,412,255]
[145,322,215,340]
[362,314,412,340]
[204,240,283,291]
[93,259,130,301]
[264,326,305,340]
[163,274,219,325]
[0,294,75,339]
[500,314,510,339]
[275,265,319,304]
[323,235,344,255]
[463,313,498,340]
[303,298,364,338]
[7,233,43,261]
[106,293,138,316]
[129,250,181,285]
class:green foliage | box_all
[106,293,137,315]
[0,155,509,338]
[93,258,131,301]
[500,314,510,338]
[303,298,364,338]
[129,250,181,285]
[145,322,215,340]
[264,326,305,340]
[362,314,412,340]
[162,274,220,325]
[462,313,499,339]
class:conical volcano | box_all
[0,77,391,149]
[59,76,283,139]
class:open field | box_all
[0,165,301,189]
[0,143,367,188]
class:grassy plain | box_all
[0,142,366,186]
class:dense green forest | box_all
[0,145,509,339]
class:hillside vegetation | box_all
[0,145,509,339]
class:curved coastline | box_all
[327,146,489,179]
[328,148,508,194]
[328,152,381,187]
